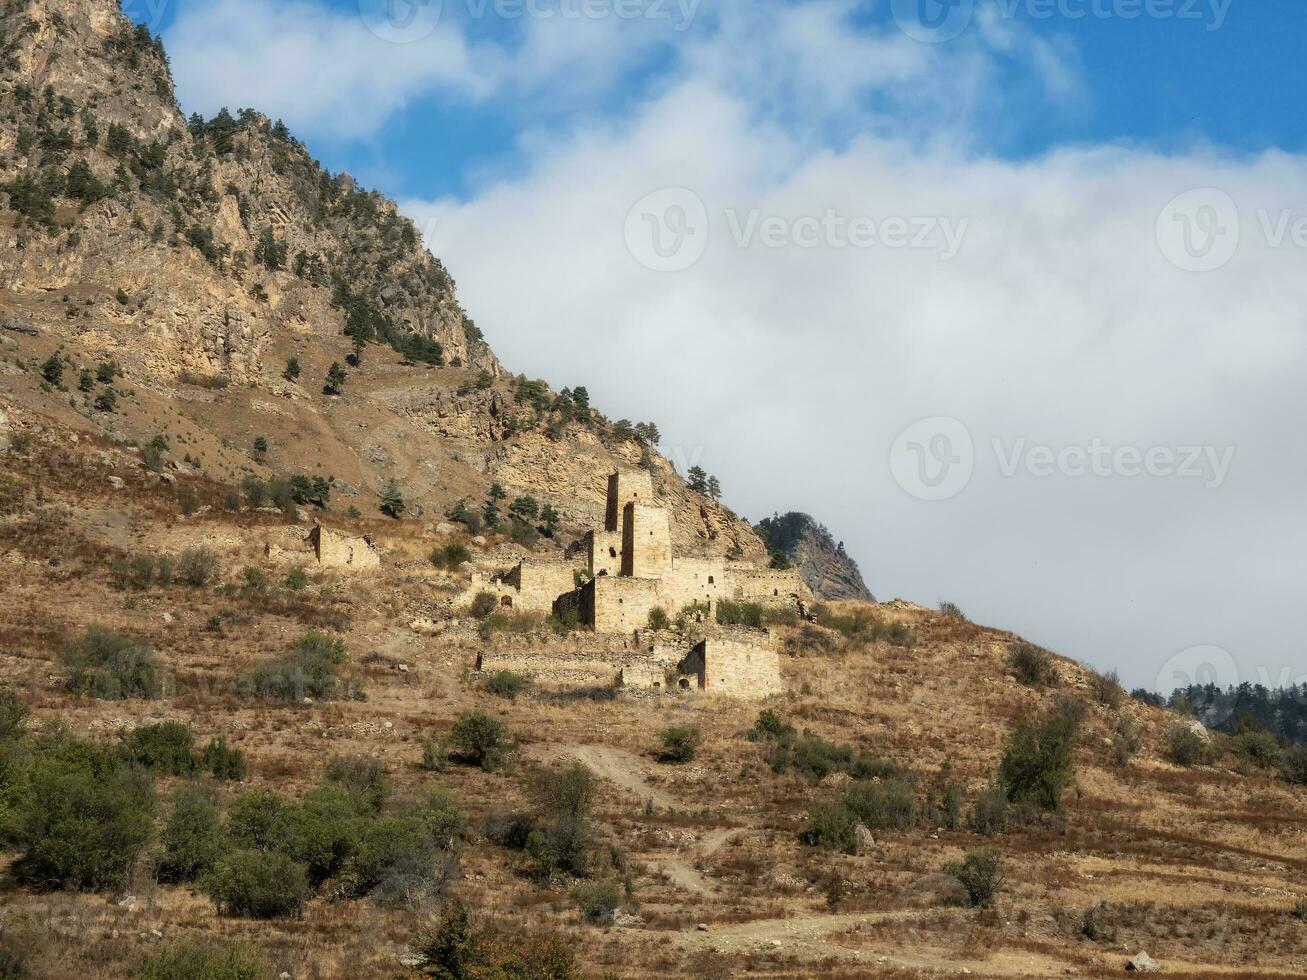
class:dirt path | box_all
[536,744,680,809]
[676,911,1075,974]
[534,744,741,894]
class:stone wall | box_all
[504,559,578,612]
[622,502,672,579]
[309,525,380,570]
[586,575,663,634]
[662,557,727,612]
[677,631,784,698]
[727,567,810,605]
[606,469,654,532]
[585,529,623,577]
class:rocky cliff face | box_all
[0,0,494,385]
[755,512,874,602]
[0,0,771,564]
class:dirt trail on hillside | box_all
[534,744,746,894]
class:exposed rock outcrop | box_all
[754,512,873,602]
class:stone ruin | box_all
[463,469,808,698]
[263,524,380,570]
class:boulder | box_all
[1126,952,1160,973]
[854,823,877,855]
[1186,719,1211,742]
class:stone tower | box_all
[622,502,673,579]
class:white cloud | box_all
[403,59,1307,693]
[166,0,1306,691]
[164,0,492,141]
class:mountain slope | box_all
[0,0,771,562]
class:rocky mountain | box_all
[755,511,874,602]
[0,0,788,566]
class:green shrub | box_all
[245,631,353,703]
[1231,730,1281,769]
[647,607,670,631]
[448,712,512,772]
[139,941,273,980]
[9,751,154,891]
[944,848,1004,907]
[716,599,764,628]
[224,788,297,854]
[324,754,389,812]
[998,709,1078,810]
[1009,643,1057,687]
[177,546,219,587]
[1292,899,1307,921]
[204,849,311,918]
[747,709,796,743]
[571,880,621,925]
[1167,726,1217,767]
[1091,669,1124,709]
[156,783,223,883]
[469,591,498,619]
[484,670,530,700]
[657,725,701,764]
[530,761,596,821]
[1111,718,1142,767]
[177,485,199,516]
[201,737,247,780]
[1279,746,1307,785]
[968,783,1009,835]
[430,543,472,571]
[524,813,590,880]
[122,721,196,775]
[800,801,859,853]
[339,788,463,907]
[62,625,161,700]
[283,783,366,886]
[0,688,29,740]
[416,902,580,980]
[938,600,967,620]
[842,779,918,830]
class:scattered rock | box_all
[1126,951,1160,973]
[107,476,126,490]
[854,823,877,855]
[161,612,174,624]
[613,910,644,928]
[397,953,427,968]
[472,535,488,546]
[696,923,709,932]
[436,522,457,535]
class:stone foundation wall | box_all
[309,525,380,570]
[589,575,663,633]
[662,557,727,612]
[505,559,578,612]
[678,633,784,698]
[728,567,810,605]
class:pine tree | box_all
[325,362,347,395]
[380,480,405,519]
[687,466,708,494]
[706,475,722,500]
[283,357,301,382]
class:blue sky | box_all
[137,0,1307,199]
[136,0,1307,692]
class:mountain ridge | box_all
[0,0,867,572]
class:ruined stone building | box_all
[467,469,810,633]
[462,470,804,698]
